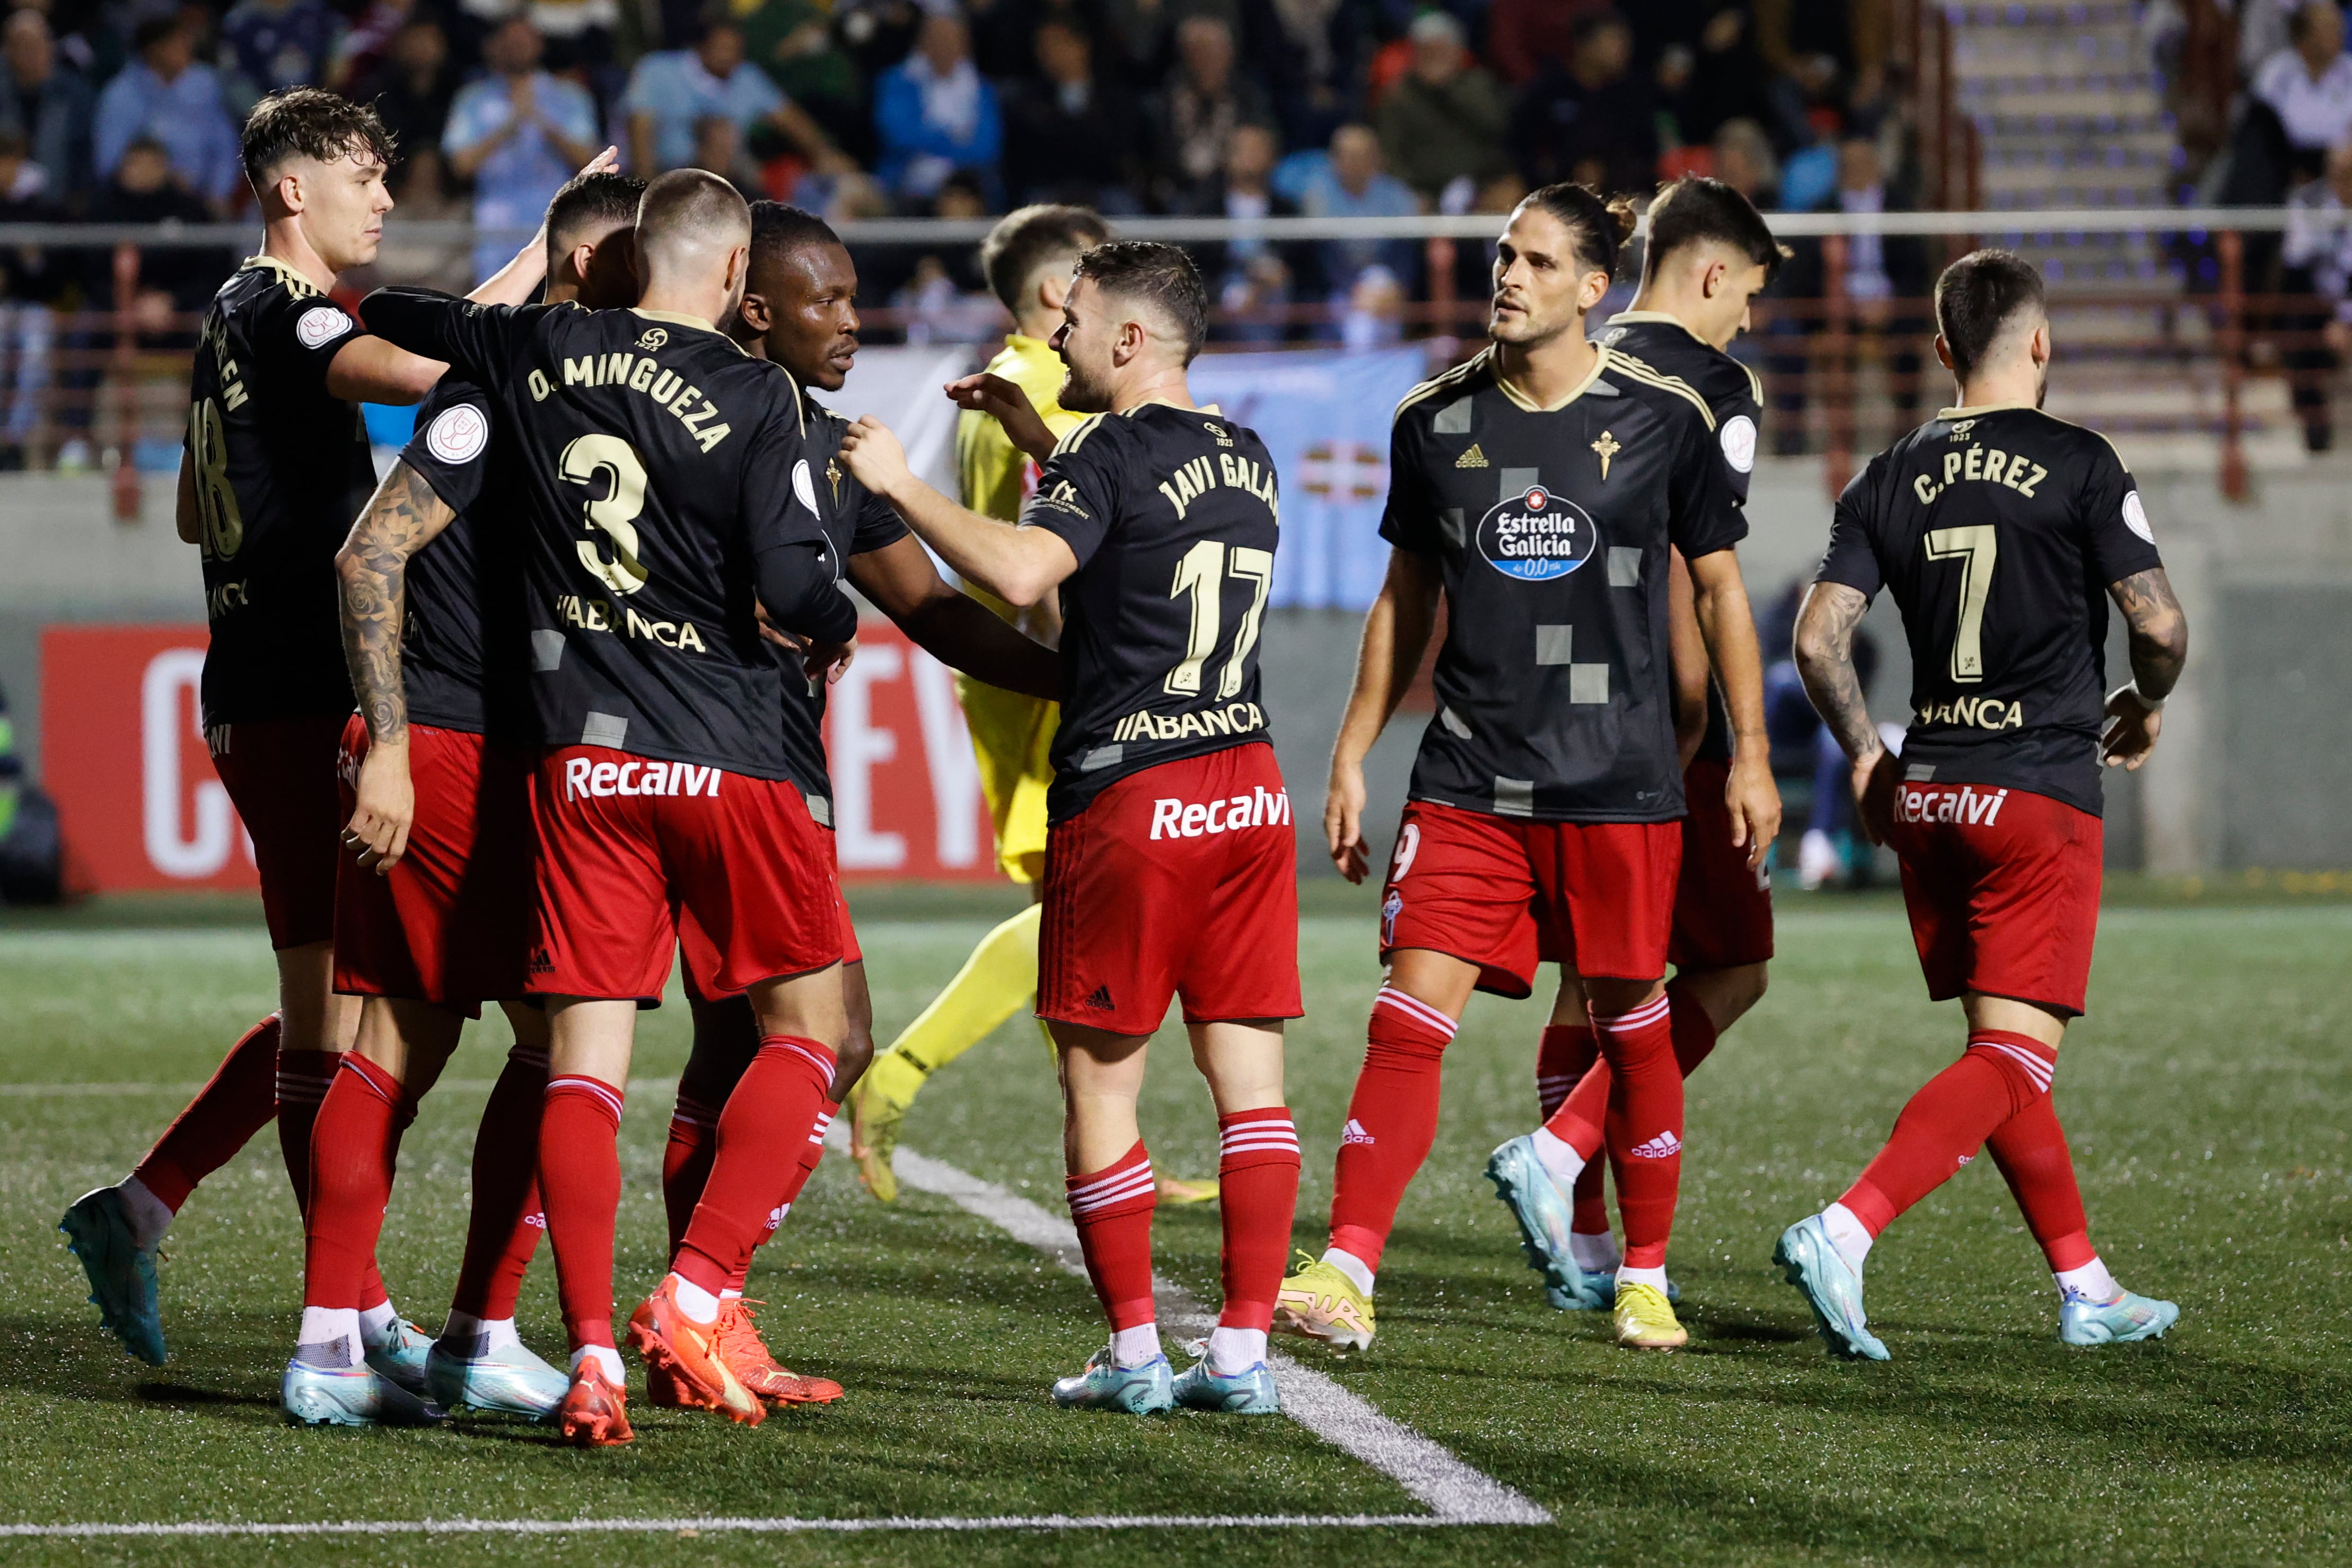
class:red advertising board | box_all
[39,622,999,893]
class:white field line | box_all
[880,1138,1551,1527]
[0,1514,1491,1539]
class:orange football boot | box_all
[715,1300,844,1405]
[557,1360,634,1447]
[626,1277,764,1426]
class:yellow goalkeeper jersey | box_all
[952,333,1082,883]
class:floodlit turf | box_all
[2,900,2349,1566]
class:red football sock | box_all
[276,1046,391,1307]
[661,1091,722,1261]
[1326,985,1456,1273]
[1841,1030,2056,1237]
[1216,1108,1300,1332]
[1986,1093,2096,1272]
[1592,993,1682,1270]
[1535,1022,1594,1121]
[724,1098,837,1293]
[1664,976,1722,1077]
[671,1037,837,1297]
[132,1013,280,1212]
[1545,984,1721,1162]
[538,1073,626,1351]
[1066,1141,1157,1330]
[303,1054,408,1312]
[449,1041,548,1322]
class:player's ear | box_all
[2029,318,2052,366]
[1578,268,1609,312]
[1933,333,1955,371]
[1036,269,1069,316]
[273,170,303,215]
[1701,258,1726,299]
[737,290,772,334]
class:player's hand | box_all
[341,737,414,876]
[1325,760,1371,883]
[838,416,911,500]
[943,373,1057,465]
[1724,752,1782,872]
[804,636,856,685]
[2101,683,2163,770]
[1851,745,1900,845]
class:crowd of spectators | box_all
[0,0,1914,464]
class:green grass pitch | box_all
[1,895,2348,1566]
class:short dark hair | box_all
[1524,181,1639,280]
[749,200,845,273]
[241,88,396,190]
[636,166,751,271]
[1642,175,1786,285]
[980,204,1110,314]
[1072,240,1208,363]
[545,171,645,269]
[1934,248,2046,380]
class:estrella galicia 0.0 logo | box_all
[1476,485,1598,581]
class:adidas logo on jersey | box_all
[1341,1119,1376,1146]
[1454,443,1489,469]
[1084,985,1115,1011]
[1628,1131,1682,1160]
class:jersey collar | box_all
[1608,309,1707,345]
[630,307,747,354]
[1936,400,2038,419]
[239,254,324,298]
[1493,342,1613,413]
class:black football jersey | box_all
[1381,344,1747,823]
[393,379,533,741]
[187,257,376,727]
[1816,404,2164,816]
[1595,313,1765,766]
[782,401,912,817]
[1021,402,1282,820]
[358,292,854,782]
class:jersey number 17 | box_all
[1165,541,1274,699]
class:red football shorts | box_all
[1038,742,1301,1035]
[331,718,536,1016]
[1886,780,2102,1017]
[529,746,842,1003]
[1668,756,1775,971]
[1383,800,1680,997]
[206,713,347,950]
[679,822,862,1005]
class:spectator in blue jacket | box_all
[0,12,94,208]
[873,4,1001,206]
[624,15,849,177]
[443,15,602,283]
[94,16,241,207]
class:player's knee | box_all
[830,1026,875,1099]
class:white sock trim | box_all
[298,1306,362,1367]
[1568,1229,1621,1274]
[571,1344,625,1382]
[2055,1256,2120,1304]
[669,1274,721,1325]
[117,1176,174,1252]
[1110,1323,1162,1368]
[1616,1264,1669,1292]
[357,1300,400,1346]
[1320,1246,1375,1298]
[1530,1125,1587,1189]
[1206,1325,1268,1375]
[1822,1202,1874,1271]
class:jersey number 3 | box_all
[561,434,650,596]
[1925,524,1997,683]
[1165,541,1274,699]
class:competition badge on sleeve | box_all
[1477,486,1599,582]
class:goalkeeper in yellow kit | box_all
[847,205,1219,1206]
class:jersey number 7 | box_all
[1166,541,1274,699]
[1925,524,1998,683]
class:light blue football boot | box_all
[2059,1289,2179,1347]
[424,1335,569,1419]
[1485,1135,1578,1299]
[1773,1214,1890,1361]
[59,1187,166,1366]
[1547,1269,1681,1311]
[1051,1345,1175,1413]
[1171,1353,1281,1415]
[283,1348,445,1427]
[363,1316,436,1397]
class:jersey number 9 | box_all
[560,434,651,596]
[1166,541,1275,699]
[188,398,243,562]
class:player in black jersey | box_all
[283,172,645,1430]
[840,241,1302,1416]
[361,170,861,1445]
[1775,249,2188,1359]
[654,201,1062,1410]
[60,87,616,1377]
[1275,183,1777,1357]
[1522,177,1789,1308]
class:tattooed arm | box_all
[2101,566,2189,770]
[333,461,457,873]
[1794,579,1901,844]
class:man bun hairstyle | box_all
[1934,248,2046,381]
[545,171,645,268]
[1641,175,1787,285]
[1524,181,1639,281]
[241,87,396,190]
[980,203,1111,314]
[1072,239,1209,364]
[749,200,846,271]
